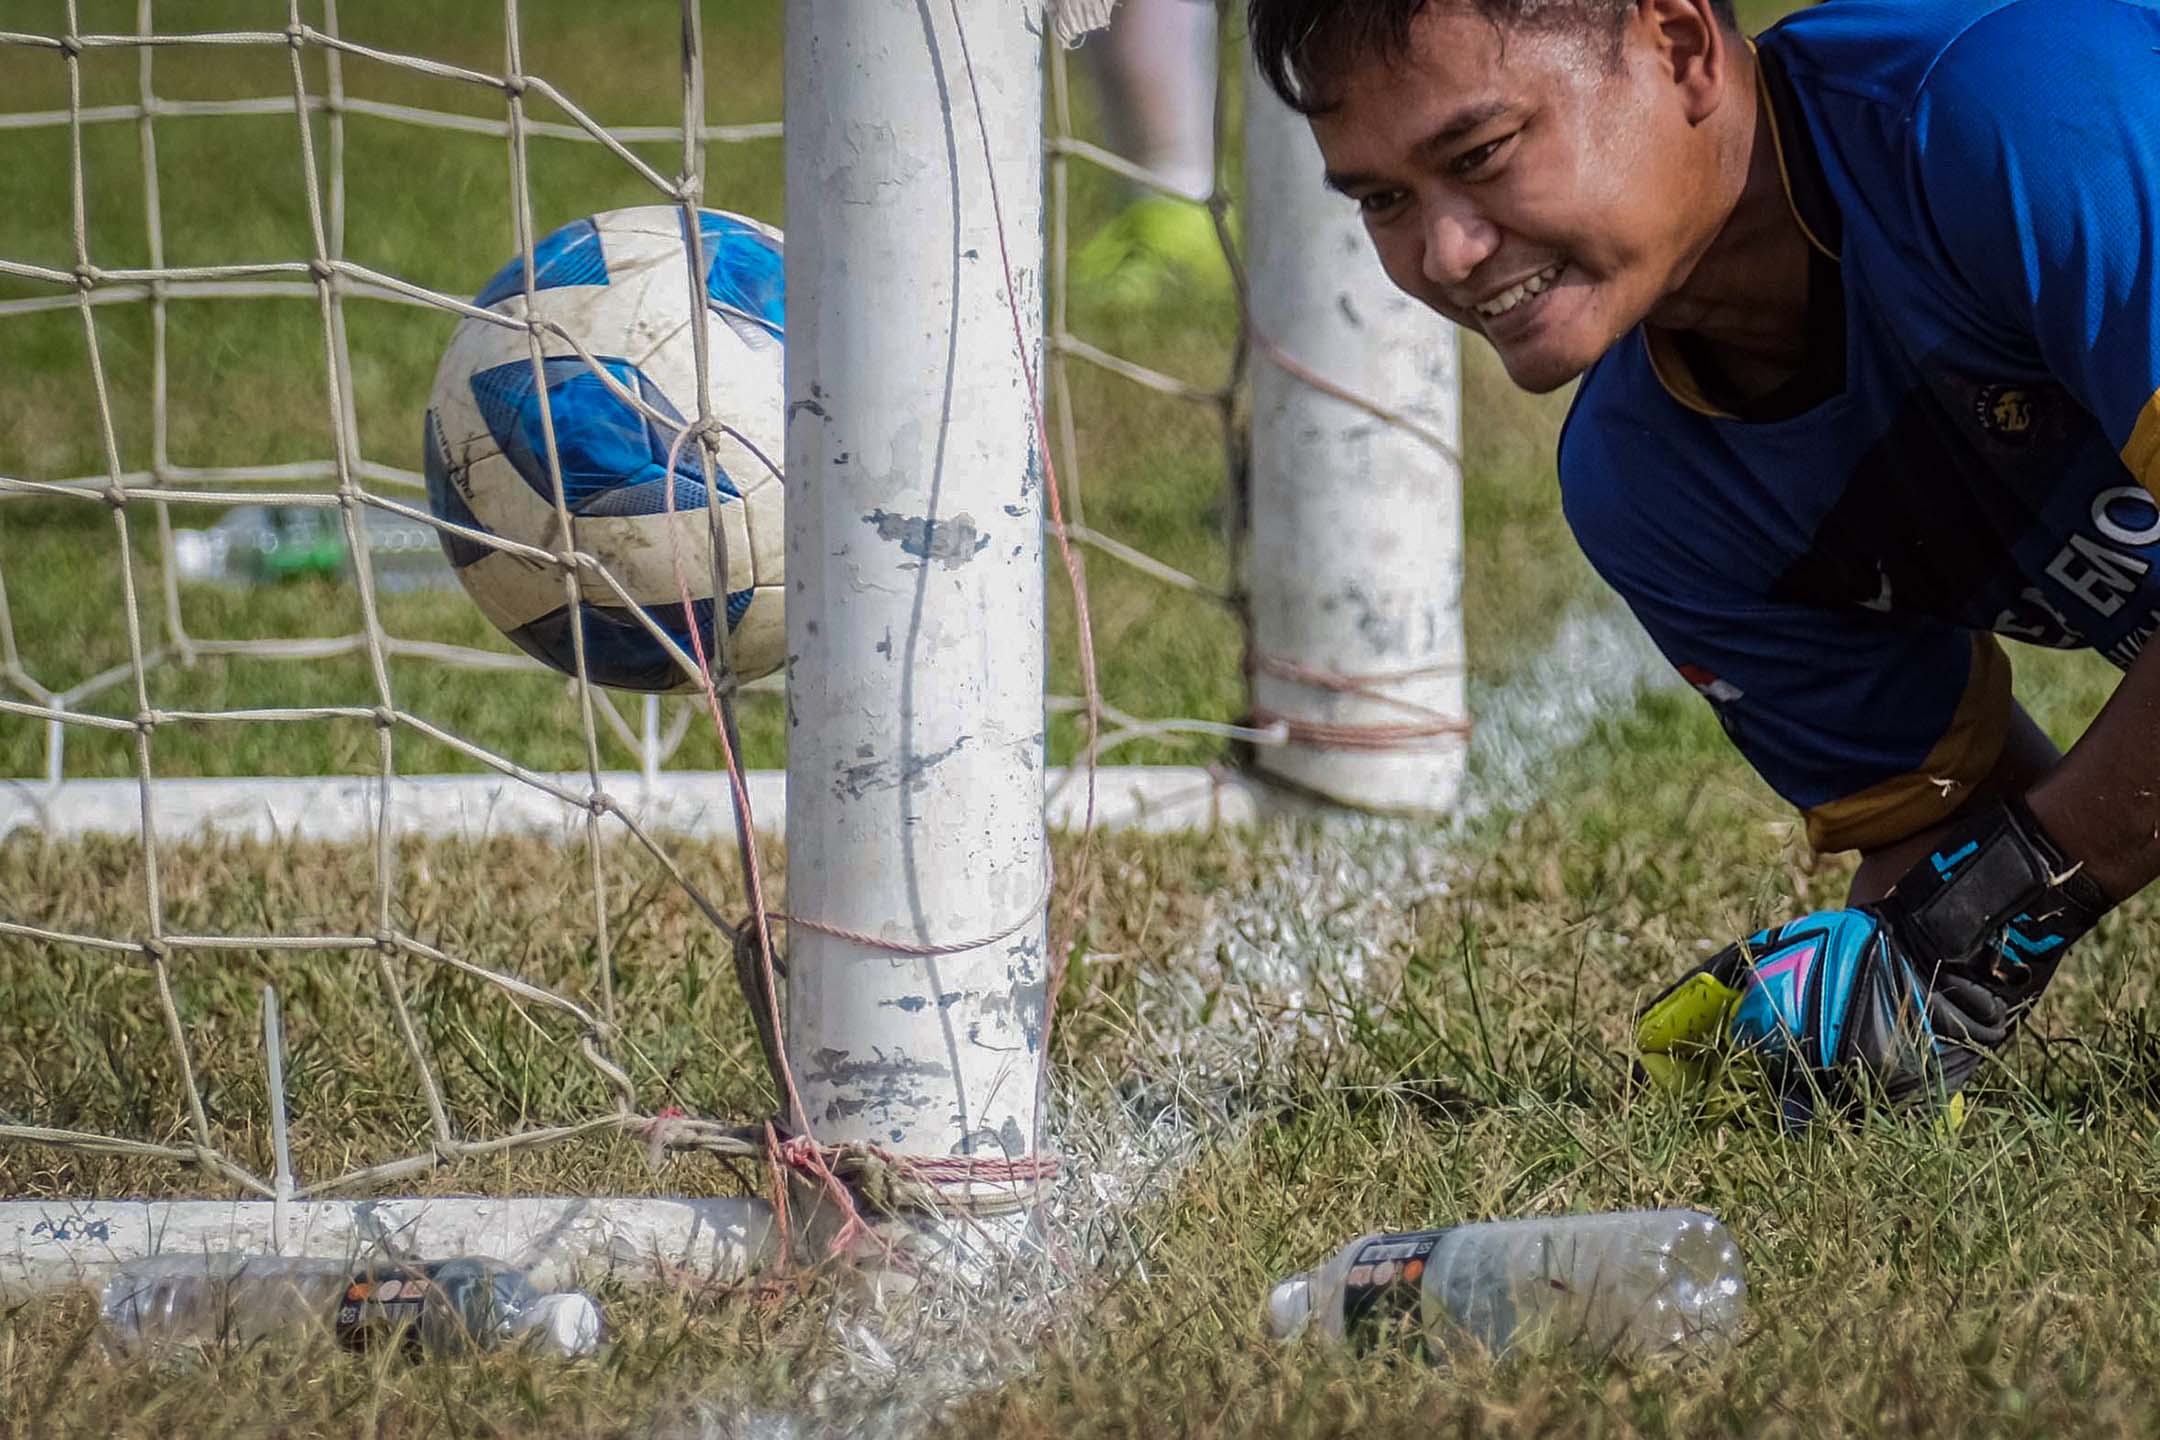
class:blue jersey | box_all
[1560,0,2160,852]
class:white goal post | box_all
[0,0,1464,1294]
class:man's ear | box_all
[1635,0,1730,124]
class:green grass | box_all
[956,644,2155,1439]
[4,642,2153,1436]
[0,827,782,1201]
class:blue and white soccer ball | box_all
[423,205,785,692]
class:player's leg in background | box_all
[1072,0,1231,308]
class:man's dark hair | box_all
[1248,0,1741,114]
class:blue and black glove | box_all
[1637,796,2112,1120]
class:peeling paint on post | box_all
[1244,69,1467,815]
[865,509,993,569]
[783,0,1046,1202]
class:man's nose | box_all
[1421,196,1501,289]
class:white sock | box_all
[1083,0,1218,202]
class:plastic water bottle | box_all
[170,504,456,592]
[1266,1209,1744,1361]
[356,503,463,593]
[98,1254,601,1360]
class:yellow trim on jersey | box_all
[1641,46,1834,421]
[2126,384,2160,498]
[1754,39,1841,264]
[1642,328,1736,420]
[1802,633,2012,854]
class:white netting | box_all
[0,2,799,1202]
[0,0,1459,1208]
[0,4,1288,794]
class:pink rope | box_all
[1246,650,1474,752]
[658,421,807,1139]
[650,65,1090,1239]
[942,0,1103,1116]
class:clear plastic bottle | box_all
[170,504,456,592]
[98,1254,601,1361]
[1266,1209,1744,1362]
[354,503,462,594]
[171,505,282,586]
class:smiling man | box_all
[1247,0,2160,1116]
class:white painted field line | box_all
[0,1196,774,1302]
[3,608,1663,848]
[1457,603,1675,820]
[0,765,1314,844]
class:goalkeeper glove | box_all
[1636,795,2111,1120]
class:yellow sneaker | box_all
[1070,195,1232,309]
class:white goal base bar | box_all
[0,766,1320,845]
[0,1194,777,1300]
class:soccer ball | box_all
[422,205,785,692]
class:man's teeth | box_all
[1476,263,1563,319]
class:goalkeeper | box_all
[1246,0,2160,1116]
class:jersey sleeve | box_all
[1910,0,2160,494]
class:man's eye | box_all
[1449,133,1516,177]
[1357,190,1407,217]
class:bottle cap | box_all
[519,1292,603,1357]
[1266,1276,1311,1339]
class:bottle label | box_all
[1340,1229,1447,1349]
[333,1263,444,1356]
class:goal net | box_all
[0,0,1463,1290]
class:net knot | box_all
[371,704,396,730]
[283,23,306,49]
[502,73,530,99]
[638,1104,693,1170]
[71,263,96,292]
[584,789,612,818]
[308,258,336,284]
[57,33,82,57]
[679,417,727,455]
